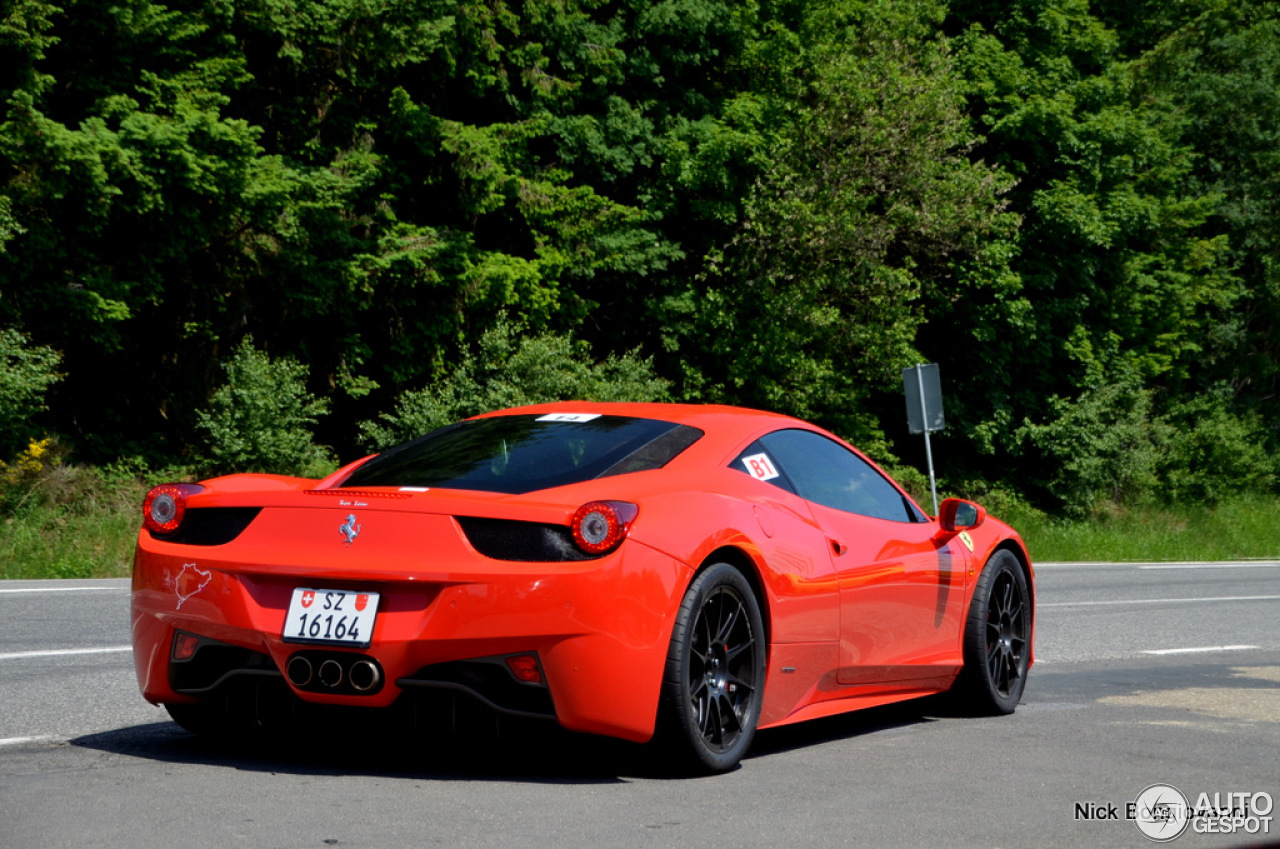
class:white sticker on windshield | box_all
[742,453,780,481]
[536,413,602,423]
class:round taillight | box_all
[570,501,638,555]
[143,483,203,535]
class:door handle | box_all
[829,538,848,556]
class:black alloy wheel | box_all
[955,549,1031,714]
[661,563,765,772]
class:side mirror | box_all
[939,498,986,532]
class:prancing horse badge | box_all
[339,513,361,546]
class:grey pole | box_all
[915,363,939,515]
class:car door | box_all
[752,429,967,685]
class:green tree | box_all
[195,338,333,476]
[934,0,1242,495]
[359,320,668,450]
[685,0,1014,454]
[1157,388,1277,504]
[0,0,769,460]
[1017,379,1168,514]
[0,327,61,458]
[1113,0,1280,439]
[3,0,1276,513]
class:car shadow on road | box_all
[747,694,955,759]
[68,695,961,784]
[69,717,641,784]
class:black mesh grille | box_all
[151,507,262,546]
[170,638,279,694]
[398,658,555,718]
[456,516,596,562]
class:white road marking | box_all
[1142,645,1259,655]
[1138,563,1280,570]
[1040,594,1280,608]
[0,586,126,594]
[0,736,58,747]
[0,646,131,661]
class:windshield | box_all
[340,414,702,494]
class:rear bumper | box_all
[131,536,689,742]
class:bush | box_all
[1158,390,1276,503]
[0,437,56,516]
[0,328,61,459]
[1017,380,1169,516]
[359,321,670,450]
[195,339,335,477]
[0,450,180,580]
[1017,379,1278,515]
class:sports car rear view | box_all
[131,402,1034,771]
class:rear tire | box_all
[164,679,295,738]
[660,563,766,773]
[164,701,229,737]
[952,549,1031,714]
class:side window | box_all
[729,441,797,495]
[759,429,913,522]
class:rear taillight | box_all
[570,501,638,555]
[143,483,204,536]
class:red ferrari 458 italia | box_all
[132,402,1034,771]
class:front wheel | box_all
[660,563,766,773]
[953,549,1031,714]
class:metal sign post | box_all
[902,363,944,515]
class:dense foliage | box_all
[194,336,334,476]
[356,318,669,448]
[2,0,1278,516]
[0,327,61,458]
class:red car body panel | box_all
[131,401,1034,744]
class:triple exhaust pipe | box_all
[286,653,382,693]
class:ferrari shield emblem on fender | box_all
[339,513,361,546]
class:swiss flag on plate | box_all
[355,593,370,612]
[301,590,315,608]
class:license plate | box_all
[284,588,379,647]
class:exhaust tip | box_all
[318,659,344,689]
[286,655,313,687]
[349,660,382,692]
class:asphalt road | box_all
[2,562,1279,848]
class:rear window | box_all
[341,414,703,494]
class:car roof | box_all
[470,401,840,468]
[475,401,806,439]
[474,400,799,424]
[466,402,927,516]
